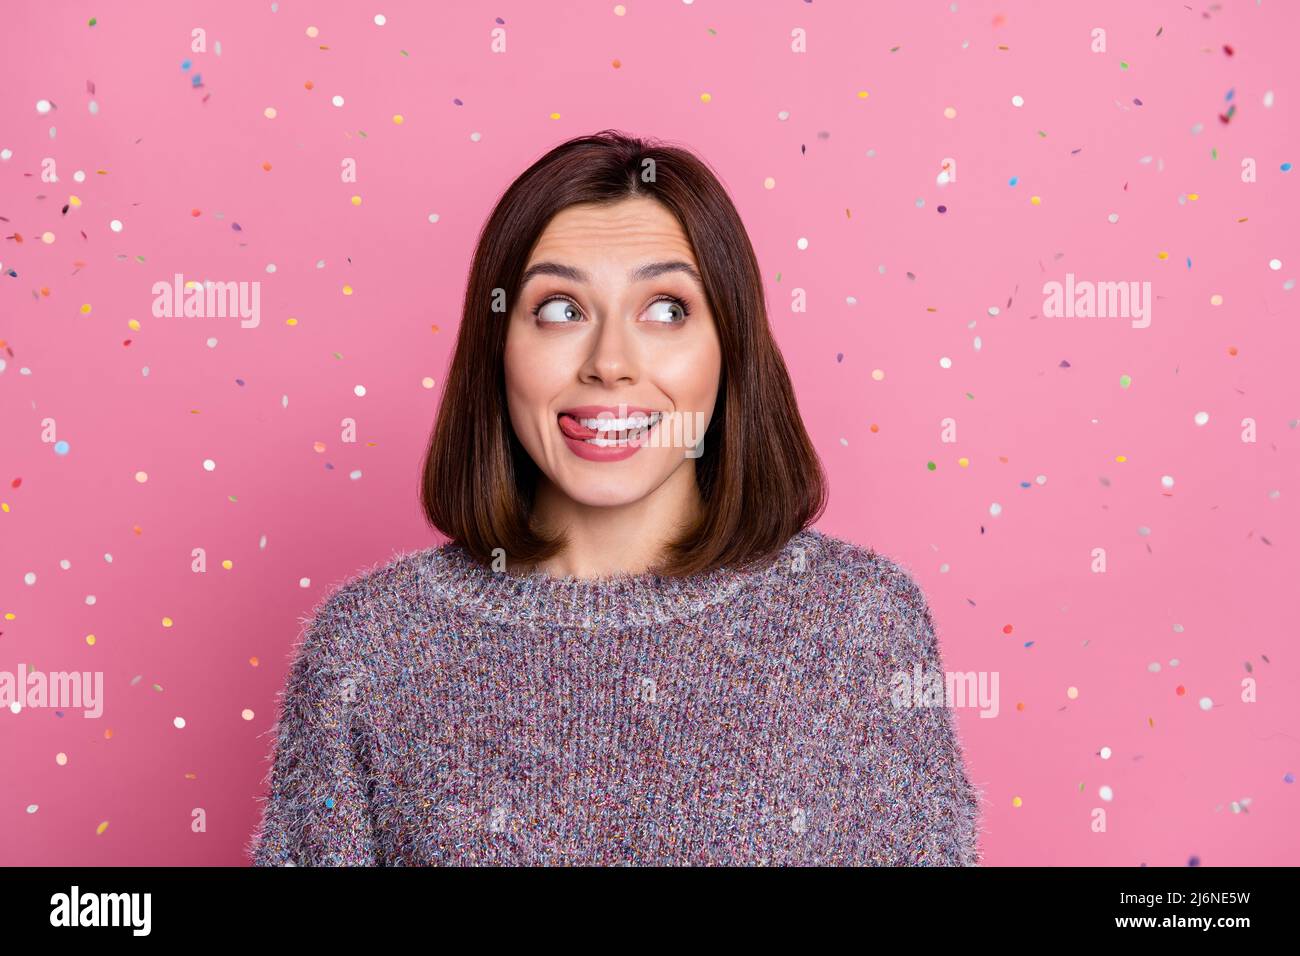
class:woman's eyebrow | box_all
[519,260,704,289]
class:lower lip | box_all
[559,417,660,462]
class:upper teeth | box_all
[578,412,663,432]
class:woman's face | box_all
[504,196,722,510]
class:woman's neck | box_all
[527,462,702,579]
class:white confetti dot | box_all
[1161,475,1174,489]
[777,110,790,121]
[242,708,255,720]
[265,263,277,274]
[109,219,122,232]
[1011,94,1024,107]
[206,337,218,348]
[1099,785,1114,801]
[939,356,952,369]
[173,716,186,729]
[1107,212,1119,223]
[202,459,216,472]
[989,502,1002,517]
[60,559,71,570]
[470,131,482,142]
[354,384,366,397]
[0,148,13,161]
[427,213,439,224]
[299,577,311,588]
[374,13,387,26]
[36,99,52,114]
[1194,411,1209,426]
[9,702,21,715]
[1199,697,1213,711]
[1269,258,1282,271]
[349,469,363,480]
[332,95,345,108]
[86,595,96,606]
[1147,662,1161,672]
[24,572,36,586]
[796,237,809,250]
[1035,474,1047,485]
[1100,746,1112,760]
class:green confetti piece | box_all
[926,461,937,471]
[400,49,409,56]
[1120,60,1129,70]
[965,392,975,400]
[88,17,97,27]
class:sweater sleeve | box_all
[845,551,984,866]
[248,591,381,866]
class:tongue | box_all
[558,414,599,439]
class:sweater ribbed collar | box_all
[417,528,824,631]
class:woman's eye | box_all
[534,298,583,324]
[645,297,690,323]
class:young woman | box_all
[250,130,982,866]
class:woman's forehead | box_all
[529,199,696,264]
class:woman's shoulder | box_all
[292,542,456,660]
[792,527,933,618]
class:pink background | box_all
[2,0,1297,866]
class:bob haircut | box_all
[420,129,827,577]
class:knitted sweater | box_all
[247,527,983,866]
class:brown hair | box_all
[420,129,826,577]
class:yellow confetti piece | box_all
[221,559,233,570]
[350,195,362,206]
[1157,251,1169,260]
[700,92,712,103]
[857,90,869,99]
[342,284,353,295]
[1012,796,1023,808]
[85,634,95,646]
[161,616,173,628]
[1187,193,1199,200]
[286,316,298,326]
[393,114,405,124]
[1030,195,1042,206]
[69,195,82,207]
[1210,294,1223,305]
[958,457,970,467]
[1115,454,1127,463]
[128,319,140,331]
[96,821,109,835]
[548,112,560,120]
[80,303,92,314]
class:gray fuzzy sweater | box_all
[248,527,983,865]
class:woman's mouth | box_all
[557,410,664,446]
